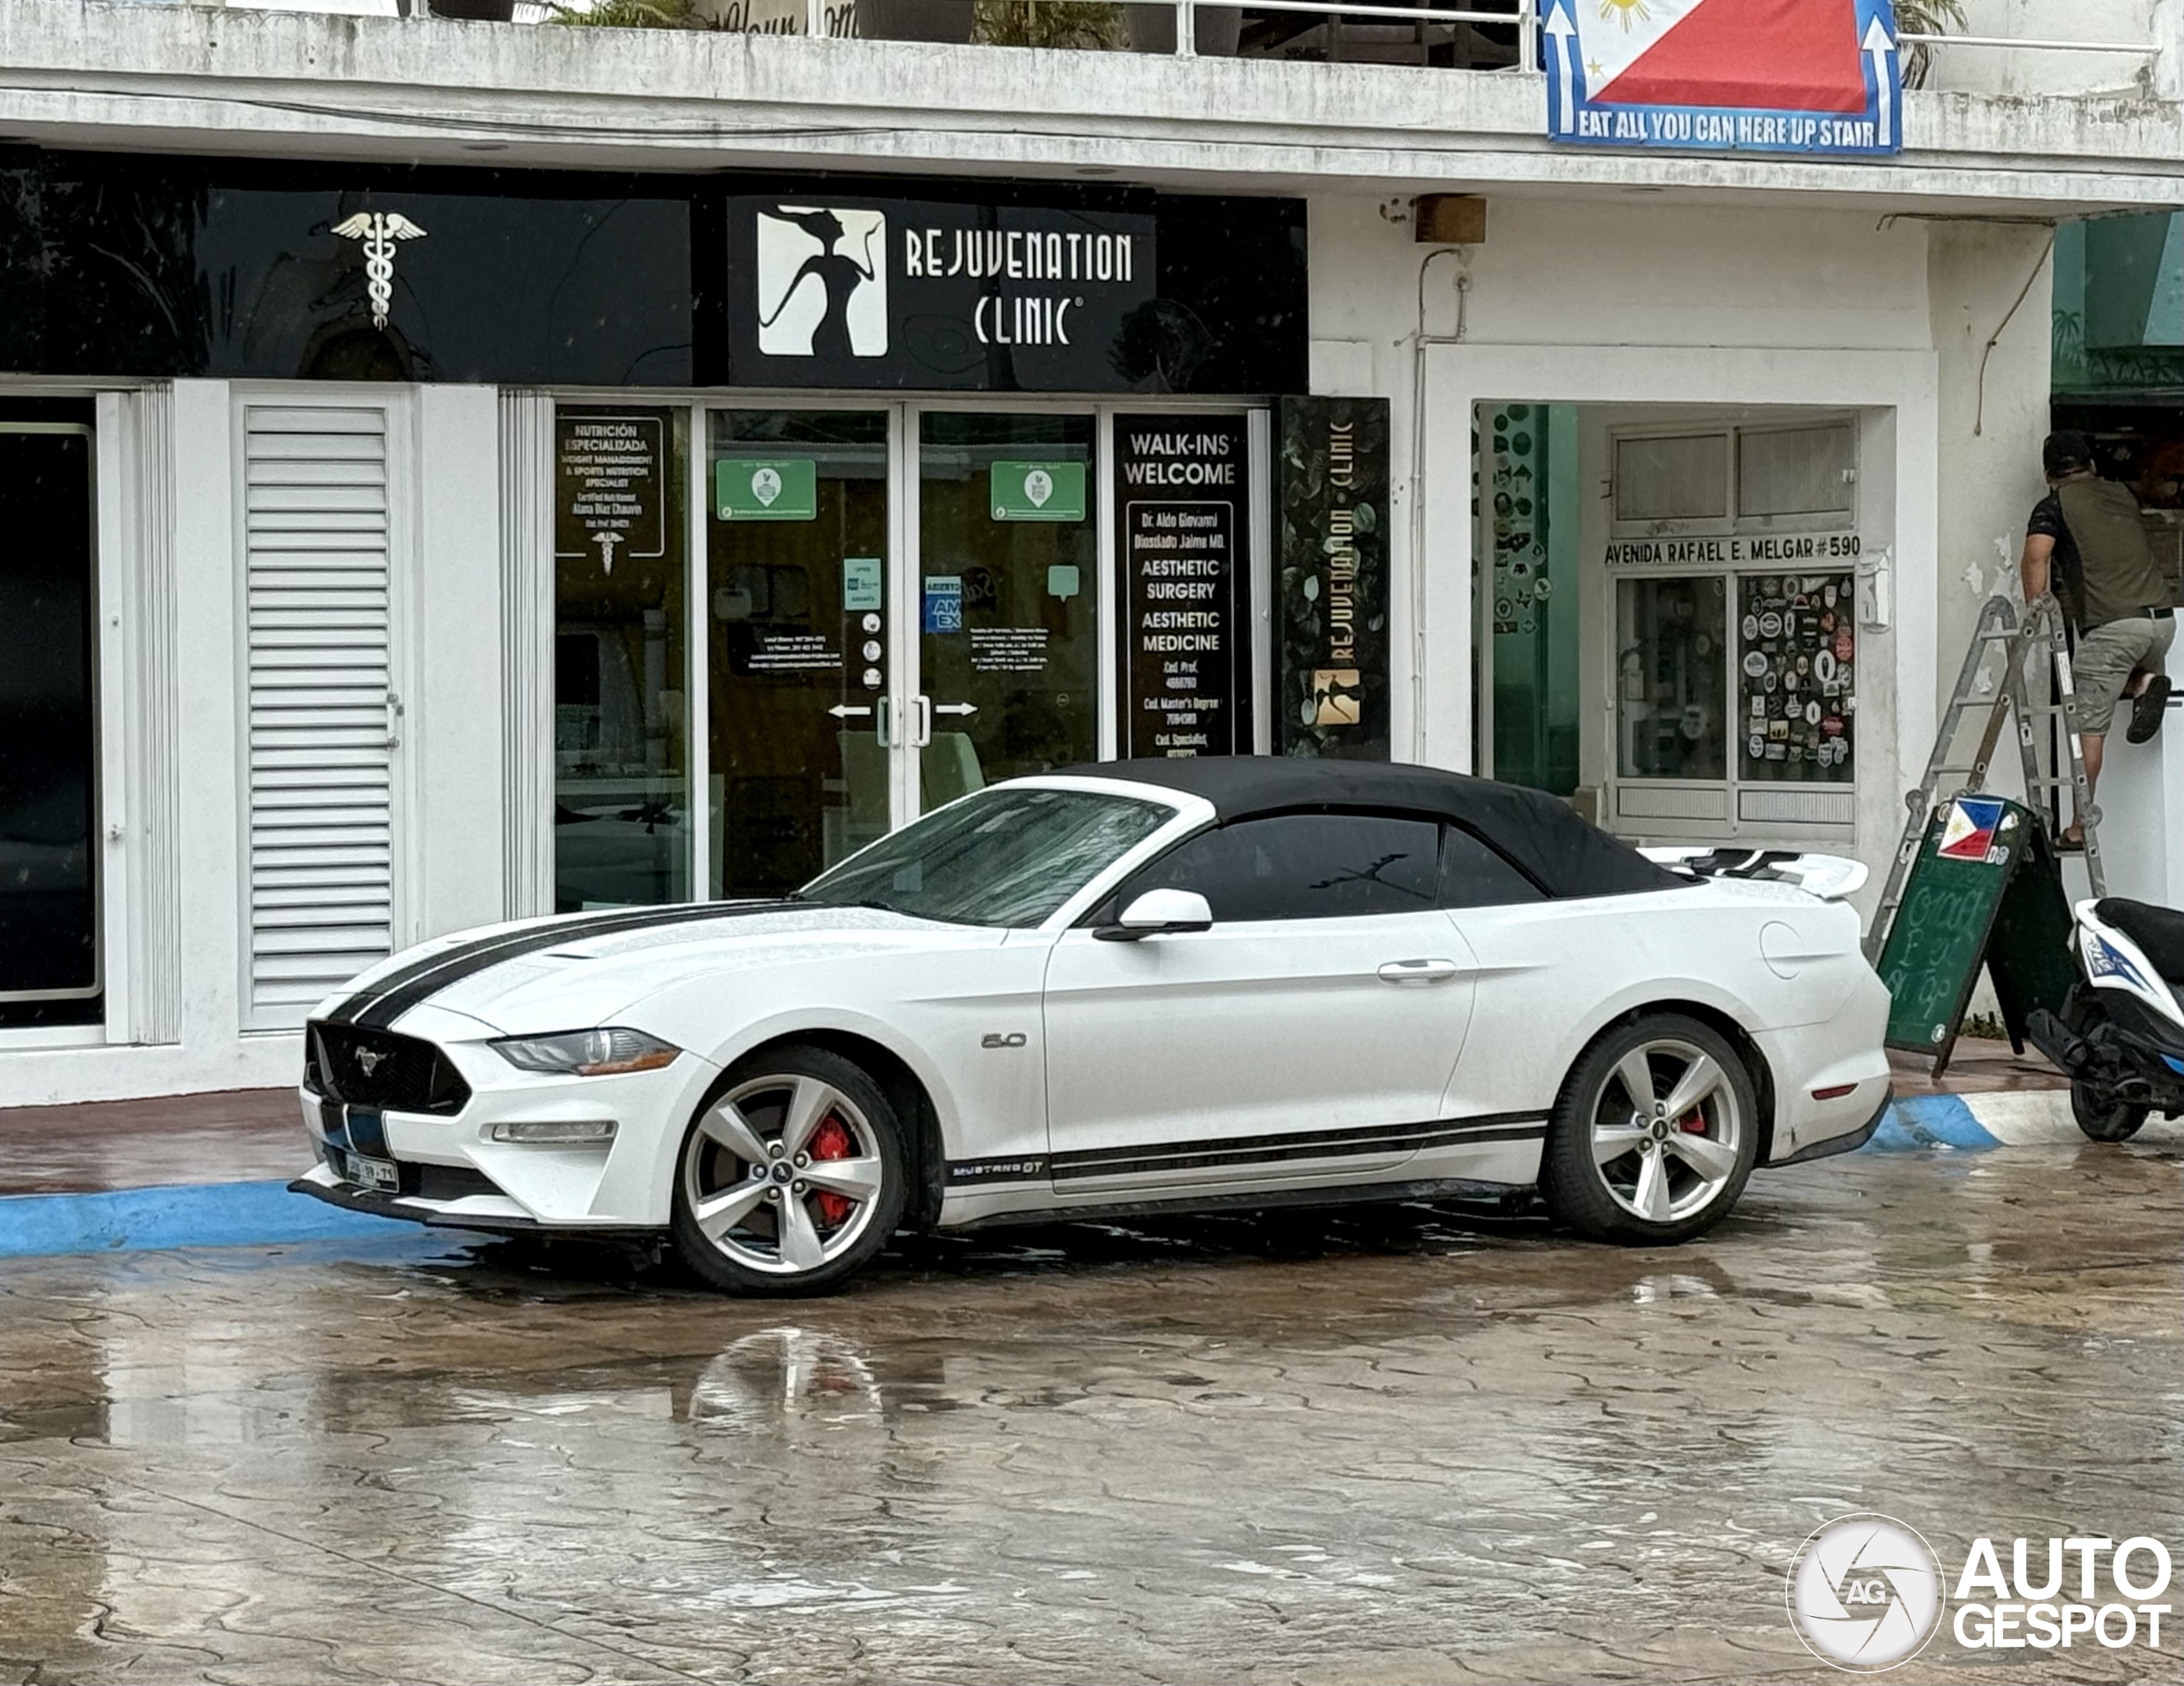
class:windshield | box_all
[799,786,1171,927]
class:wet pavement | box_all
[2,1142,2179,1685]
[0,1090,299,1196]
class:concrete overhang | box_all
[0,2,2176,217]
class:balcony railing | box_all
[200,0,2175,90]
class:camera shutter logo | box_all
[756,206,888,358]
[1787,1514,1945,1672]
[331,212,427,330]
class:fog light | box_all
[489,1119,619,1145]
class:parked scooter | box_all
[2027,898,2184,1141]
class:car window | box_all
[799,786,1170,927]
[1439,826,1547,909]
[1124,812,1443,922]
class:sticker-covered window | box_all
[1737,573,1854,784]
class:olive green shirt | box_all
[2042,479,2169,630]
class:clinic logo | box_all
[330,212,427,331]
[756,206,887,358]
[1787,1514,1945,1671]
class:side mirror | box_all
[1095,888,1214,942]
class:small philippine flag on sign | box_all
[1936,797,2007,862]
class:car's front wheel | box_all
[1540,1014,1758,1245]
[671,1044,908,1296]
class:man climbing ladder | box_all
[2019,430,2176,848]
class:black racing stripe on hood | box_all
[332,901,801,1029]
[326,904,718,1025]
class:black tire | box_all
[1539,1013,1760,1246]
[670,1044,908,1297]
[2064,991,2148,1142]
[2071,1082,2148,1142]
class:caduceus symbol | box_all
[330,212,428,330]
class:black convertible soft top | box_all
[1059,757,1686,900]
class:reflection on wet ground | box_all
[2,1144,2179,1684]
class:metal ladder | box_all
[1866,593,2104,960]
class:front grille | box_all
[308,1022,473,1117]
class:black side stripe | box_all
[1049,1111,1548,1181]
[944,1113,1548,1189]
[331,900,799,1028]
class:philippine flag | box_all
[1575,0,1876,113]
[1935,797,2006,862]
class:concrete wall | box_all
[0,381,509,1108]
[1308,194,2147,923]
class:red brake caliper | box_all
[810,1117,855,1225]
[1680,1110,1709,1133]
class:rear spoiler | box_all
[1641,847,1869,902]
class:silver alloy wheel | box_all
[681,1073,888,1276]
[1587,1037,1745,1224]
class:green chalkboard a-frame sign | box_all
[1875,794,2077,1076]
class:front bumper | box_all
[299,1011,718,1229]
[288,1163,659,1235]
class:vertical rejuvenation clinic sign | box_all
[1277,398,1390,759]
[1116,416,1250,758]
[1543,0,1903,156]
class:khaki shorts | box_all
[2074,612,2176,735]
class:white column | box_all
[498,388,555,921]
[410,383,508,940]
[168,380,244,1062]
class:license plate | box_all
[336,1150,399,1193]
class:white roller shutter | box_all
[242,402,398,1026]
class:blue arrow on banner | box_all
[1857,0,1904,150]
[1543,0,1583,139]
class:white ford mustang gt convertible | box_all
[292,759,1893,1294]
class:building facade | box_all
[0,1,2178,1104]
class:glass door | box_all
[912,411,1099,804]
[700,404,1104,900]
[0,422,99,1026]
[707,409,892,898]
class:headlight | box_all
[491,1028,681,1077]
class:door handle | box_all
[909,695,933,748]
[932,701,979,718]
[875,695,895,747]
[1378,958,1461,985]
[385,692,404,751]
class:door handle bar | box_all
[1377,958,1461,985]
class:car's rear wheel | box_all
[671,1044,907,1296]
[1540,1014,1758,1245]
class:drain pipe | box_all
[1408,242,1472,765]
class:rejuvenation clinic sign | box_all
[1276,397,1391,759]
[727,194,1156,392]
[1543,0,1904,157]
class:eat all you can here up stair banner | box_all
[1543,0,1906,156]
